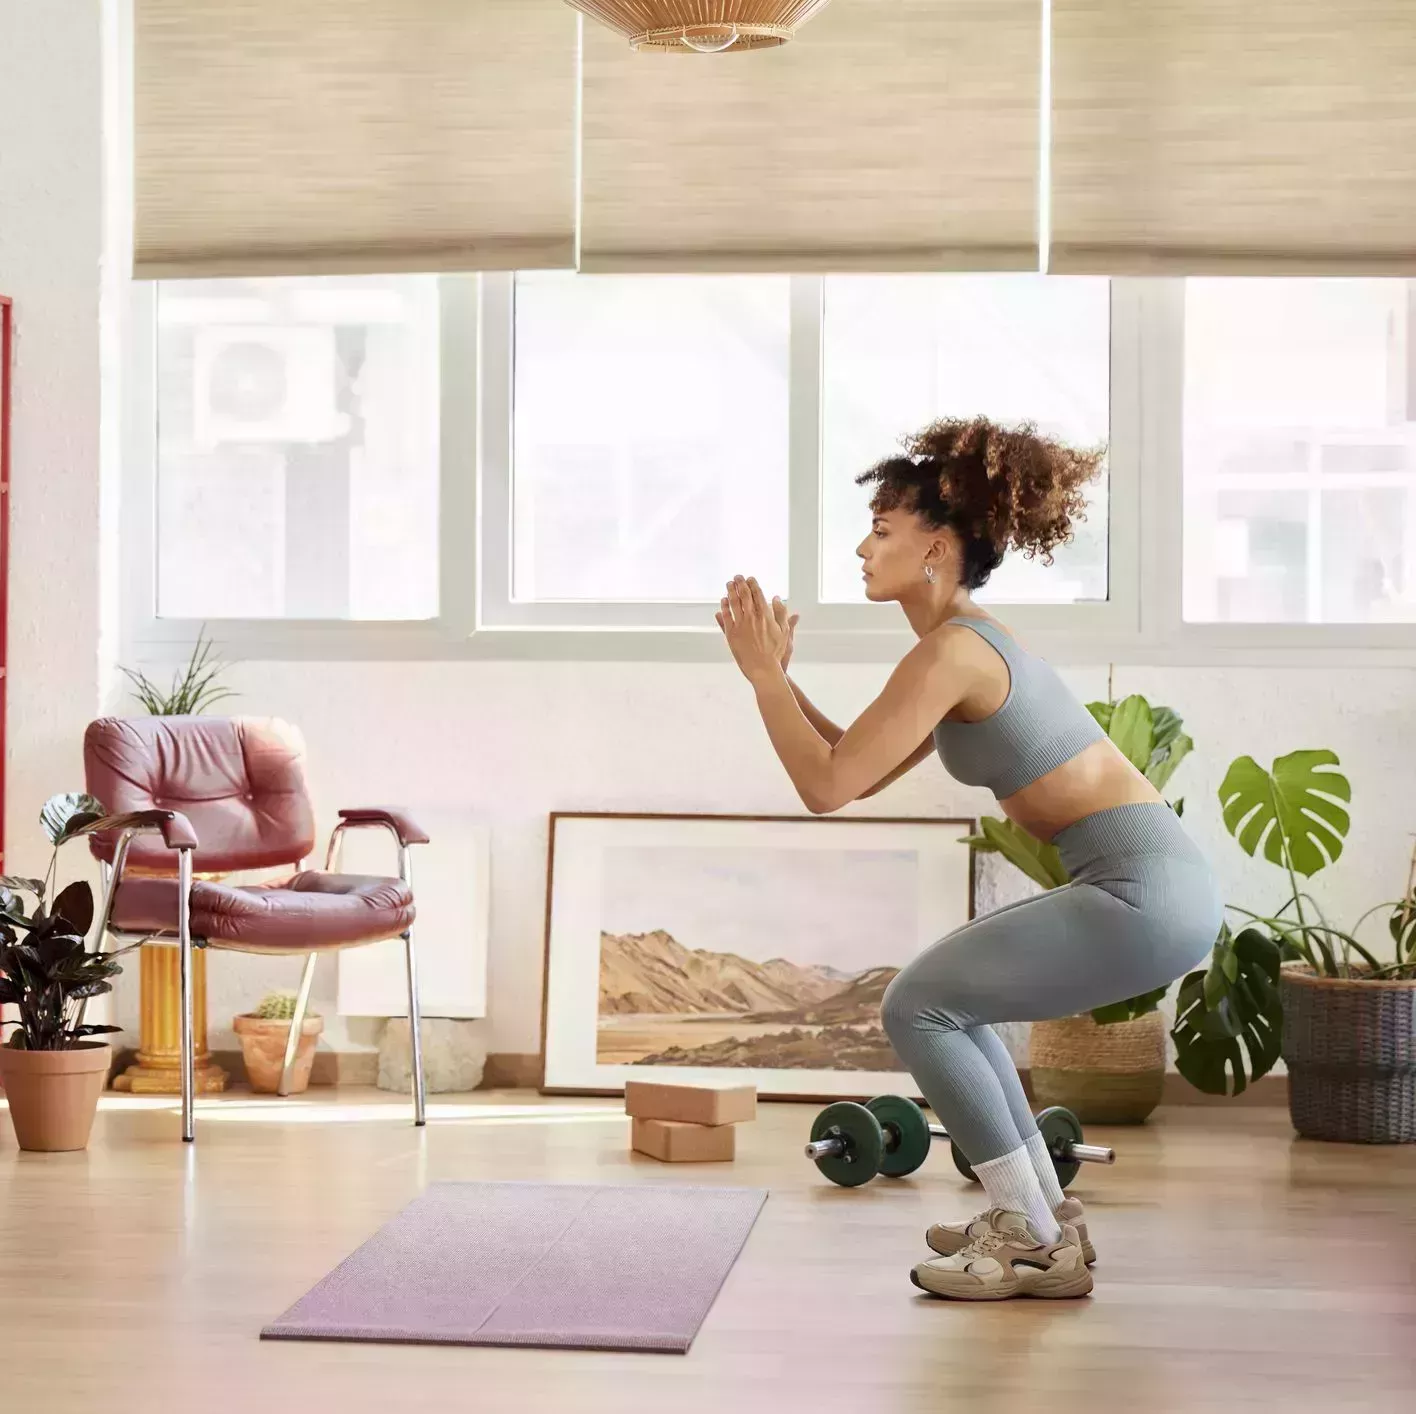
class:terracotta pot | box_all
[0,1042,112,1151]
[1029,1011,1167,1124]
[233,1014,323,1094]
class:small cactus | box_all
[254,991,300,1021]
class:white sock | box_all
[973,1145,1063,1243]
[1025,1131,1067,1210]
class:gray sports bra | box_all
[932,616,1105,799]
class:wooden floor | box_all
[2,1089,1414,1413]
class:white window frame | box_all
[475,272,1140,642]
[120,276,480,662]
[121,273,1416,666]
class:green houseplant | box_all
[233,988,324,1095]
[965,690,1194,1123]
[121,628,237,715]
[1172,749,1416,1142]
[0,794,146,1150]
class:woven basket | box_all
[1029,1010,1167,1124]
[1280,962,1416,1143]
[566,1,833,52]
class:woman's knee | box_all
[881,963,971,1039]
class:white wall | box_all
[0,3,107,901]
[108,655,1416,1067]
[10,5,1412,1080]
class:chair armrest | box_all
[337,808,430,846]
[105,808,199,852]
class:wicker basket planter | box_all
[1029,1011,1167,1124]
[1280,962,1416,1143]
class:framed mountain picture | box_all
[539,812,976,1100]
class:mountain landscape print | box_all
[595,842,922,1071]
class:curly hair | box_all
[856,416,1105,590]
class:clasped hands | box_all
[716,575,800,684]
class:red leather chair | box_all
[84,715,429,1142]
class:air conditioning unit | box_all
[192,325,343,449]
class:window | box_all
[820,276,1111,605]
[1184,279,1416,624]
[154,275,441,620]
[510,274,791,602]
[128,270,1416,661]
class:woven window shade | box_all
[1051,0,1416,274]
[580,0,1042,272]
[133,1,578,278]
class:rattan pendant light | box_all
[566,1,833,53]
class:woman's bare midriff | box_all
[997,738,1163,843]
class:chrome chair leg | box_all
[277,952,319,1096]
[400,844,427,1127]
[177,846,195,1143]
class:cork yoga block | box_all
[624,1080,757,1127]
[631,1116,737,1163]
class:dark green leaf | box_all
[51,881,94,935]
[1171,927,1284,1097]
[1090,986,1168,1025]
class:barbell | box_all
[805,1094,1115,1189]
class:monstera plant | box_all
[964,692,1193,1024]
[1172,749,1416,1115]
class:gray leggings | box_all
[880,803,1222,1164]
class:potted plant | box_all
[120,627,237,715]
[234,990,323,1094]
[0,794,141,1151]
[965,690,1193,1123]
[1172,749,1416,1143]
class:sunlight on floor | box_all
[76,1094,627,1127]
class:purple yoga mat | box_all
[261,1181,768,1354]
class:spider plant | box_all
[120,628,237,715]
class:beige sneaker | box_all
[927,1196,1096,1265]
[911,1210,1093,1301]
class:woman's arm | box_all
[718,577,961,812]
[750,641,964,814]
[785,676,844,745]
[788,676,934,796]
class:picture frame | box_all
[539,811,977,1102]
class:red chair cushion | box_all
[111,872,414,953]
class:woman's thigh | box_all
[885,883,1192,1029]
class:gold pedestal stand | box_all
[112,944,229,1094]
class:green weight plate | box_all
[1036,1105,1085,1190]
[866,1094,932,1178]
[809,1102,884,1188]
[950,1138,979,1184]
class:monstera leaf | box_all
[1171,926,1284,1096]
[1218,750,1350,878]
[40,792,106,847]
[960,817,1070,892]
